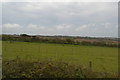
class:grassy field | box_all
[2,41,118,73]
[0,41,2,79]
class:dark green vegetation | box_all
[2,41,118,78]
[2,34,119,47]
[3,58,118,78]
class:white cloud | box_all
[3,24,21,28]
[75,25,86,31]
[2,0,119,2]
[27,24,37,29]
[102,23,111,28]
[75,24,96,31]
[19,3,45,12]
[13,2,117,20]
[2,2,118,37]
[2,23,118,37]
[56,24,72,30]
[0,24,2,34]
[27,24,45,29]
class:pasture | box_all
[2,41,118,73]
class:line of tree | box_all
[2,34,119,47]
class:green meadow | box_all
[2,41,118,73]
[0,41,1,79]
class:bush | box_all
[2,58,118,78]
[2,34,119,47]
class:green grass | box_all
[2,41,118,73]
[0,41,2,79]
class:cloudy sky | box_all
[2,2,118,37]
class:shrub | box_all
[2,58,118,78]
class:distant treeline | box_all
[2,34,119,47]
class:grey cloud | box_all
[2,2,118,37]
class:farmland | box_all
[2,41,118,74]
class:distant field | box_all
[2,41,118,73]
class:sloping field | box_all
[2,41,118,73]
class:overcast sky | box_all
[2,2,118,37]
